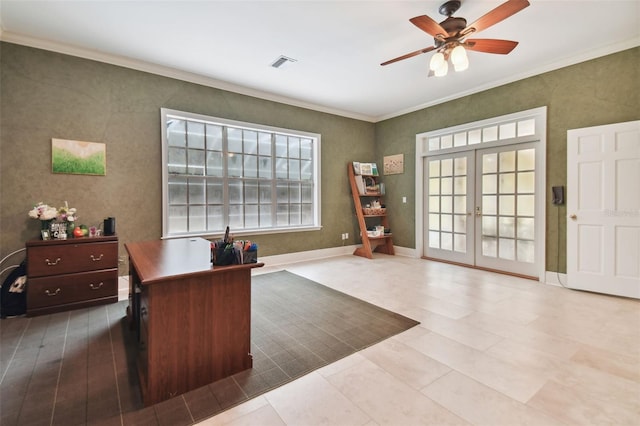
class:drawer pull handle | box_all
[45,258,61,266]
[90,254,104,261]
[45,288,61,296]
[89,282,104,290]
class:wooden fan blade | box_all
[381,46,436,66]
[465,39,519,54]
[464,0,530,35]
[410,15,448,38]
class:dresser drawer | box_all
[27,269,118,309]
[28,241,118,277]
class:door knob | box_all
[475,206,482,217]
[569,214,577,220]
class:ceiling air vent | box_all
[271,55,297,69]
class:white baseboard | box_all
[118,244,415,296]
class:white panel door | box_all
[567,120,640,298]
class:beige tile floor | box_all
[197,253,640,426]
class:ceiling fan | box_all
[381,0,530,76]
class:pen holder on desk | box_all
[243,250,258,264]
[211,240,258,265]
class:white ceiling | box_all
[1,1,638,122]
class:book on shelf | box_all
[355,175,366,195]
[352,161,379,176]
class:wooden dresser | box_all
[26,235,119,316]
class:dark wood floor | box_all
[0,271,418,425]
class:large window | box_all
[161,108,320,238]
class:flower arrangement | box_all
[28,201,77,223]
[57,201,78,224]
[28,201,78,238]
[28,202,59,222]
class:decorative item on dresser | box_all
[25,235,118,316]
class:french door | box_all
[424,143,540,277]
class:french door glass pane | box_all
[499,217,515,238]
[483,153,497,173]
[518,149,535,170]
[441,159,453,176]
[482,236,497,256]
[499,238,515,260]
[441,178,453,194]
[429,196,440,212]
[429,231,440,248]
[441,233,453,250]
[429,160,440,177]
[441,215,453,232]
[483,175,497,193]
[500,173,515,192]
[429,178,440,194]
[429,214,440,230]
[518,240,535,262]
[482,216,497,236]
[517,218,535,240]
[441,196,453,213]
[518,172,535,193]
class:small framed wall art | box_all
[52,138,106,176]
[383,154,404,175]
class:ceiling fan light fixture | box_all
[454,58,469,72]
[434,60,449,77]
[450,45,467,65]
[429,52,445,71]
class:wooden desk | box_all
[125,237,263,406]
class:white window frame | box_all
[161,108,321,239]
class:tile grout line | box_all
[181,394,195,424]
[0,316,32,386]
[105,306,125,426]
[49,311,71,426]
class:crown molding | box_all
[0,31,377,123]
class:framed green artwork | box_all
[52,138,106,176]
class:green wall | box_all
[1,42,638,275]
[376,47,639,272]
[0,42,375,273]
